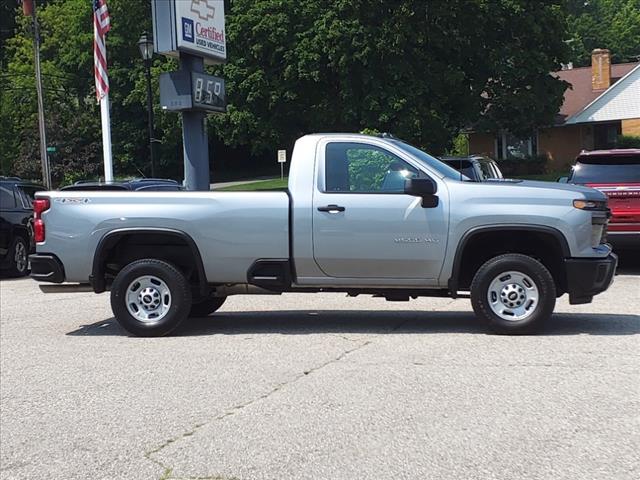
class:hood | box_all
[500,179,607,201]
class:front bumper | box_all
[565,253,617,305]
[29,253,65,283]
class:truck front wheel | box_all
[471,254,556,335]
[110,259,192,337]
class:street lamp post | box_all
[138,32,157,177]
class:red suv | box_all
[564,149,640,250]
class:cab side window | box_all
[325,143,419,193]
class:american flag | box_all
[93,0,111,101]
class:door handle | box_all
[317,204,346,213]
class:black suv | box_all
[60,178,182,191]
[440,155,504,182]
[0,177,45,276]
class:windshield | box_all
[570,156,640,184]
[389,140,471,180]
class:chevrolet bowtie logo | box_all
[190,0,215,21]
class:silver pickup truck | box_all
[30,134,617,336]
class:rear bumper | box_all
[565,253,617,305]
[29,253,65,283]
[607,232,640,250]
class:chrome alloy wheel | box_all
[487,270,539,321]
[14,240,27,273]
[125,275,172,323]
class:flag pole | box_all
[93,0,113,182]
[100,91,113,181]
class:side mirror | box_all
[557,176,569,183]
[404,178,437,196]
[404,178,438,208]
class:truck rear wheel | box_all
[110,259,192,337]
[471,254,556,335]
[189,297,226,317]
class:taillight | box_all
[33,198,50,243]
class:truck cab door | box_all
[312,141,448,281]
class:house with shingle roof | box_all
[469,49,640,169]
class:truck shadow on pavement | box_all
[616,251,640,275]
[67,311,640,337]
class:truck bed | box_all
[38,190,290,284]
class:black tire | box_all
[471,253,556,335]
[189,296,226,317]
[7,236,29,277]
[110,259,192,337]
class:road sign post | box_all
[278,150,286,180]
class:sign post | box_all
[278,150,286,180]
[180,53,210,191]
[152,0,226,190]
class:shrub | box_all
[617,135,640,148]
[496,154,548,176]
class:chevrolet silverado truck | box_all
[29,134,617,336]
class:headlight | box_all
[573,199,607,210]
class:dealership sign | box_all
[152,0,226,64]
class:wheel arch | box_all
[448,225,570,295]
[11,224,30,242]
[91,228,208,296]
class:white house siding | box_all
[566,65,640,124]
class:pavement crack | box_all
[144,339,371,479]
[331,333,362,343]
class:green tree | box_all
[213,0,571,154]
[2,0,572,182]
[1,0,180,184]
[567,0,640,66]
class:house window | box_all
[593,122,621,150]
[496,132,537,160]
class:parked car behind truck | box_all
[30,134,617,336]
[440,155,504,182]
[561,149,640,250]
[60,178,182,192]
[0,177,45,276]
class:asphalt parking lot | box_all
[1,255,639,480]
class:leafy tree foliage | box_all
[7,0,632,183]
[214,0,571,153]
[567,0,640,66]
[0,0,177,183]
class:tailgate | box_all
[587,183,640,232]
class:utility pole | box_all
[24,0,51,189]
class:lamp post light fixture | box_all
[138,32,157,177]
